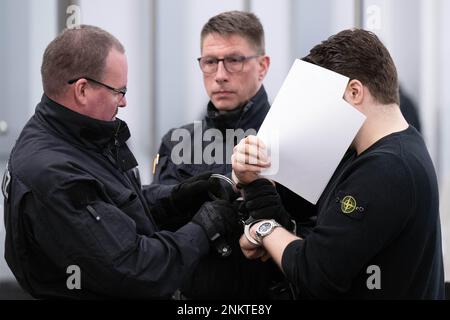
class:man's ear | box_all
[344,79,364,107]
[72,79,89,106]
[258,55,270,81]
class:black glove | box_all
[151,172,212,230]
[243,179,295,231]
[192,200,241,257]
[170,171,213,214]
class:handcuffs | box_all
[207,174,296,250]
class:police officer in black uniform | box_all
[152,11,271,185]
[2,25,240,299]
[151,11,304,299]
[235,29,445,299]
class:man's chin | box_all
[213,100,240,111]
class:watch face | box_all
[258,222,272,234]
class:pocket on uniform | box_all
[114,188,137,208]
[117,190,155,235]
[85,201,137,260]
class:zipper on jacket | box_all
[113,121,121,166]
[86,205,101,221]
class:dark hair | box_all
[201,11,265,55]
[41,25,125,97]
[303,29,399,105]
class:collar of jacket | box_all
[205,85,270,134]
[35,94,138,171]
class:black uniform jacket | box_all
[3,95,209,299]
[153,86,271,184]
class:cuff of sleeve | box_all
[178,222,210,256]
[143,183,175,204]
[149,197,179,226]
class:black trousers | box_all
[180,241,288,300]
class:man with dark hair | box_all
[234,29,445,299]
[2,25,240,299]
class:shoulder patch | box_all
[336,192,366,220]
[152,153,159,175]
[341,195,357,214]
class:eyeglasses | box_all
[68,77,127,98]
[197,55,261,74]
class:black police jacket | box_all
[3,95,209,299]
[152,86,271,184]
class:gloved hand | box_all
[243,179,295,231]
[151,172,213,231]
[192,200,241,256]
[170,171,213,215]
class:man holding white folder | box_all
[234,29,444,299]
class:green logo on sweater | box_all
[341,195,357,214]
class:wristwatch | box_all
[255,220,281,244]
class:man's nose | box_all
[119,96,127,107]
[214,61,229,82]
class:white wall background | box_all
[0,0,57,282]
[1,0,449,286]
[438,0,450,287]
[79,0,154,184]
